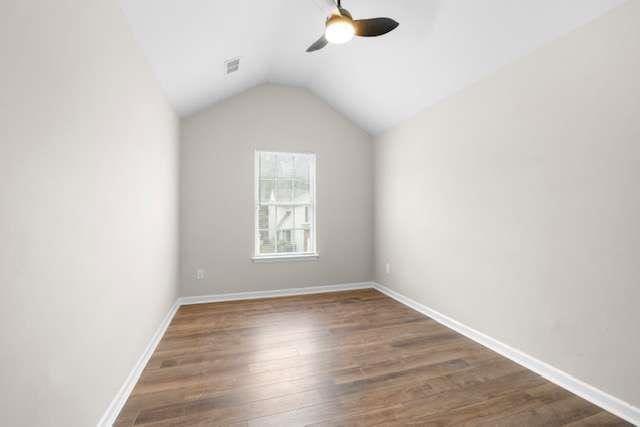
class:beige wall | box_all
[180,84,373,296]
[374,1,640,408]
[0,1,178,425]
[3,0,638,422]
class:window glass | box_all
[255,151,316,257]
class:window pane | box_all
[259,230,275,254]
[277,154,295,177]
[293,178,310,203]
[275,206,294,230]
[295,229,311,253]
[294,205,311,228]
[274,229,311,253]
[259,179,275,203]
[277,229,296,253]
[259,205,278,230]
[295,155,311,180]
[258,206,269,229]
[276,178,292,202]
[260,153,277,178]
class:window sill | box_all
[251,253,320,263]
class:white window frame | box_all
[252,150,318,262]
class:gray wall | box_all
[374,1,640,408]
[180,84,372,296]
[0,1,178,425]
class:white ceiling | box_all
[120,0,625,134]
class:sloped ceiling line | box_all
[121,0,625,135]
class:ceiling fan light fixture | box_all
[324,15,355,44]
[306,1,398,53]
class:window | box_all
[254,151,317,260]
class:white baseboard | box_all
[97,281,374,426]
[100,281,638,426]
[177,282,375,305]
[97,300,180,427]
[373,282,640,426]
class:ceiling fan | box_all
[306,0,399,52]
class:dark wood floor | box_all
[115,289,629,426]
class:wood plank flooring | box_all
[114,289,630,426]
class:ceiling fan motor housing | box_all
[326,10,353,27]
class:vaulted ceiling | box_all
[120,0,625,134]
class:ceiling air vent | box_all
[225,57,240,75]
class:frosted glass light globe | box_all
[325,18,355,44]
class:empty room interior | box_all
[2,0,640,425]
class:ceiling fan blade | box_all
[353,17,399,37]
[306,35,328,52]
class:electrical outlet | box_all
[385,263,391,275]
[196,269,206,280]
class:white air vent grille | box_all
[225,58,240,74]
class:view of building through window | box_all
[255,151,316,256]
